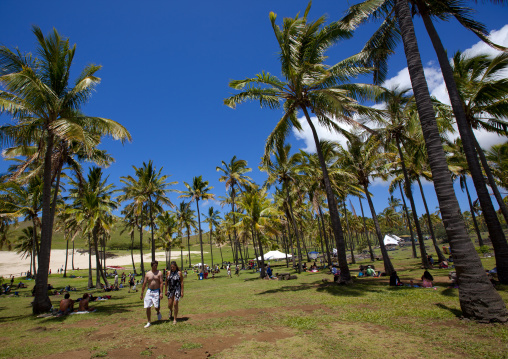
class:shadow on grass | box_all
[440,287,458,298]
[435,303,462,318]
[0,313,33,323]
[255,279,386,297]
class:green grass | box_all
[1,244,507,358]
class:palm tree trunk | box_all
[88,235,93,288]
[231,189,244,268]
[416,177,446,262]
[463,177,484,246]
[284,183,303,273]
[253,227,265,278]
[358,197,375,262]
[396,137,429,267]
[31,217,38,277]
[285,220,297,268]
[343,201,356,265]
[149,197,156,262]
[302,107,350,282]
[64,232,69,278]
[196,200,205,270]
[131,232,136,274]
[186,226,192,268]
[72,240,75,270]
[219,244,224,267]
[180,245,184,271]
[32,132,54,314]
[139,224,145,279]
[94,229,102,289]
[209,225,214,269]
[419,5,508,285]
[363,183,394,275]
[398,183,417,258]
[395,0,508,321]
[318,206,332,266]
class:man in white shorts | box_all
[140,260,164,328]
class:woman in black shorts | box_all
[166,261,184,324]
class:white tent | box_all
[256,250,292,261]
[193,263,207,267]
[383,234,400,246]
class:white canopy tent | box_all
[193,263,208,267]
[384,234,401,246]
[256,250,292,261]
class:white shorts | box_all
[144,289,160,308]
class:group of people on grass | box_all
[57,292,96,316]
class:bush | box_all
[475,245,490,255]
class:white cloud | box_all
[464,24,508,58]
[292,25,508,156]
[292,115,354,153]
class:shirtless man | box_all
[58,293,74,315]
[140,260,164,328]
[78,293,95,312]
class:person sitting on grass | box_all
[389,271,403,286]
[58,293,74,315]
[264,264,274,280]
[78,293,96,312]
[439,260,449,269]
[366,266,376,277]
[421,270,434,288]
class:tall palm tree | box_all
[235,187,281,278]
[393,0,507,320]
[120,161,176,261]
[179,176,215,272]
[68,167,117,289]
[224,5,383,283]
[157,211,178,269]
[450,51,508,224]
[341,0,508,289]
[335,131,395,275]
[174,201,197,268]
[216,156,253,267]
[446,138,484,245]
[0,27,131,314]
[203,207,221,269]
[261,142,305,272]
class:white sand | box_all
[0,250,205,278]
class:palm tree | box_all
[14,226,39,275]
[68,167,117,289]
[203,207,221,269]
[179,176,215,272]
[446,138,484,245]
[0,177,43,275]
[342,0,508,290]
[120,161,176,261]
[216,156,253,267]
[224,5,383,283]
[261,142,306,272]
[0,27,131,314]
[449,51,508,224]
[335,131,395,275]
[174,201,197,268]
[485,142,508,191]
[235,187,281,278]
[157,211,178,269]
[393,0,507,320]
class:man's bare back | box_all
[59,294,74,313]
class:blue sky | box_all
[1,1,507,221]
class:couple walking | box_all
[140,260,184,328]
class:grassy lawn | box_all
[1,244,507,359]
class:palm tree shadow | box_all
[435,303,462,318]
[440,287,458,297]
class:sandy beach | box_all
[0,250,205,278]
